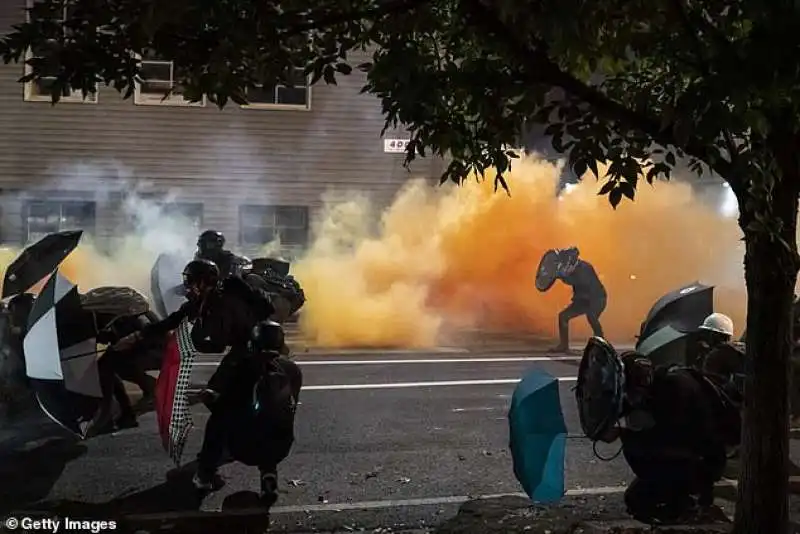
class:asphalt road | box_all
[2,344,637,532]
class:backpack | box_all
[251,357,297,430]
[679,366,742,448]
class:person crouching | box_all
[598,352,731,522]
[221,320,302,507]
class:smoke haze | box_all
[293,155,746,346]
[0,155,748,348]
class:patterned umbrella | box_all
[23,269,101,438]
[154,318,197,465]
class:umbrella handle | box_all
[592,439,623,461]
[61,349,106,361]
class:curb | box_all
[579,522,730,533]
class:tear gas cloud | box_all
[293,155,747,347]
[0,163,200,297]
[0,156,748,348]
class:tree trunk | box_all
[732,166,800,534]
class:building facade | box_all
[0,1,442,257]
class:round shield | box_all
[535,249,560,292]
[575,336,625,441]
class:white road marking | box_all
[187,377,577,394]
[192,356,581,367]
[452,407,500,412]
[297,347,469,355]
[121,480,739,520]
[266,479,737,514]
[301,378,577,390]
[186,377,577,395]
[126,489,621,520]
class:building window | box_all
[23,200,96,244]
[23,1,98,103]
[162,202,204,230]
[125,193,203,231]
[134,56,205,107]
[242,69,311,110]
[239,205,309,249]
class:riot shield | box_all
[575,336,625,441]
[535,249,560,292]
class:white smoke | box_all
[1,160,205,297]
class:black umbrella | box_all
[2,230,83,298]
[636,325,695,368]
[23,269,101,438]
[638,282,714,341]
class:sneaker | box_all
[192,472,225,492]
[259,473,279,508]
[549,345,570,353]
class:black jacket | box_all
[620,367,727,481]
[559,260,607,303]
[140,276,275,395]
[195,249,247,279]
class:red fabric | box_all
[155,333,180,451]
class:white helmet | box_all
[699,313,734,336]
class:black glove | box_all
[199,388,220,409]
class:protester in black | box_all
[551,247,607,352]
[599,352,734,523]
[89,313,164,435]
[113,258,275,489]
[224,320,302,507]
[195,230,249,279]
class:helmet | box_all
[182,259,220,289]
[699,313,734,336]
[557,246,580,276]
[197,230,225,253]
[251,320,285,352]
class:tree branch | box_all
[281,0,431,37]
[464,0,733,178]
[668,0,740,168]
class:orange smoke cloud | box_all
[0,155,746,350]
[294,155,746,347]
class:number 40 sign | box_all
[383,139,410,153]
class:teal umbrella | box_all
[509,369,567,503]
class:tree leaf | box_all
[323,65,337,85]
[598,180,615,195]
[609,188,623,209]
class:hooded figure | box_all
[551,247,607,352]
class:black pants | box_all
[96,353,135,423]
[197,405,294,480]
[623,454,717,522]
[558,295,607,346]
